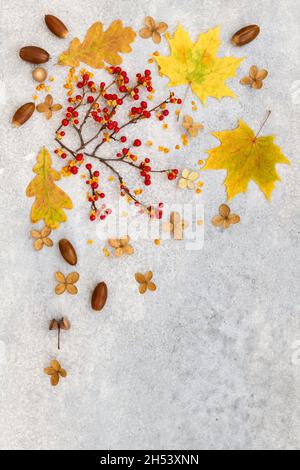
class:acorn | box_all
[19,46,50,64]
[12,103,35,127]
[231,25,260,47]
[32,67,48,83]
[45,15,69,39]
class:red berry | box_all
[71,167,78,175]
[145,69,151,76]
[61,153,67,159]
[145,158,150,163]
[91,182,99,189]
[86,163,92,171]
[177,99,182,104]
[87,96,94,103]
[77,82,84,88]
[143,111,151,118]
[162,110,169,116]
[67,107,74,113]
[100,193,105,199]
[62,119,69,126]
[90,214,96,221]
[141,101,147,109]
[120,136,127,143]
[159,115,164,121]
[145,180,151,186]
[93,171,100,177]
[134,139,142,147]
[100,215,106,220]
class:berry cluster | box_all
[54,67,181,222]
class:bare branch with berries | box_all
[54,67,182,221]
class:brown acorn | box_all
[59,239,77,266]
[45,15,69,39]
[19,46,50,64]
[91,282,108,311]
[231,25,260,47]
[12,103,35,127]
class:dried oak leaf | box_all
[155,25,243,104]
[58,21,136,69]
[26,147,73,229]
[203,120,290,201]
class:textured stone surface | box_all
[0,0,300,450]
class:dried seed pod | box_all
[19,46,50,64]
[45,15,69,38]
[12,103,35,127]
[59,239,77,266]
[91,282,108,311]
[231,25,260,47]
[60,317,71,331]
[32,66,48,83]
[49,319,59,330]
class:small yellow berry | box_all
[154,239,161,246]
[87,240,94,246]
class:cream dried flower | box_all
[139,16,168,44]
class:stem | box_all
[255,110,272,139]
[177,84,190,121]
[58,326,61,350]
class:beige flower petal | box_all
[51,360,61,371]
[189,125,203,138]
[253,80,263,90]
[45,95,53,106]
[120,236,130,247]
[148,282,157,292]
[115,247,124,257]
[152,31,162,44]
[36,103,48,113]
[43,238,53,247]
[183,115,193,129]
[51,104,62,112]
[55,283,66,295]
[219,204,231,218]
[124,245,134,255]
[139,27,152,39]
[178,178,188,189]
[45,109,52,120]
[250,66,258,79]
[135,273,145,284]
[66,284,78,295]
[256,69,268,81]
[55,272,66,283]
[59,368,67,378]
[144,16,156,29]
[173,226,184,240]
[51,373,59,386]
[66,272,79,284]
[163,222,173,233]
[139,283,148,294]
[170,212,182,225]
[240,76,253,86]
[182,168,190,179]
[31,230,41,239]
[212,215,224,227]
[223,219,231,229]
[145,271,153,282]
[156,22,168,34]
[187,180,196,190]
[108,239,121,248]
[34,238,44,251]
[41,226,51,238]
[229,214,241,225]
[188,172,199,182]
[44,367,55,376]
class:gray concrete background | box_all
[0,0,300,450]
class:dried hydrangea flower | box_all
[212,204,240,229]
[108,236,134,257]
[55,272,79,295]
[163,212,188,240]
[36,94,62,119]
[183,115,204,137]
[135,271,157,294]
[240,66,268,90]
[31,226,53,251]
[44,359,67,386]
[178,169,199,190]
[139,16,168,44]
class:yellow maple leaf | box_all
[26,147,73,229]
[204,120,290,201]
[155,25,243,104]
[59,20,136,69]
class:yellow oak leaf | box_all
[26,147,73,229]
[155,24,243,104]
[204,120,290,201]
[59,20,136,69]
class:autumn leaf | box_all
[155,25,243,104]
[204,120,290,201]
[26,147,73,229]
[58,20,136,69]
